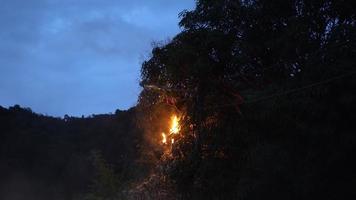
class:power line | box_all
[212,69,356,108]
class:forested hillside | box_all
[0,105,145,200]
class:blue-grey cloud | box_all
[0,0,194,116]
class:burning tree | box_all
[136,0,356,199]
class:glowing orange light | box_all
[161,114,181,145]
[162,132,167,144]
[169,115,180,135]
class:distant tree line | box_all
[0,105,146,200]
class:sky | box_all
[0,0,195,117]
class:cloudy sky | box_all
[0,0,195,116]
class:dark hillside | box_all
[0,105,144,200]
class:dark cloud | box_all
[0,0,194,116]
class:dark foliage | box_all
[0,105,145,200]
[138,0,356,199]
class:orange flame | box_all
[162,132,167,144]
[169,115,180,135]
[161,114,181,145]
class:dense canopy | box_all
[138,0,356,199]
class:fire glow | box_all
[161,115,180,145]
[169,115,180,134]
[162,133,167,144]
